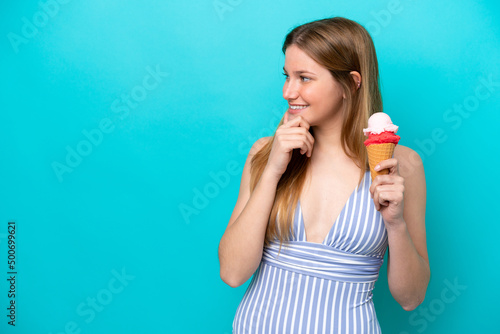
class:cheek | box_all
[307,87,333,107]
[324,87,344,105]
[302,86,319,103]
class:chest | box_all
[299,169,363,244]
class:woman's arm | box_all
[218,137,279,288]
[369,145,430,311]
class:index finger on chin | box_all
[296,116,310,130]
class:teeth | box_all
[290,105,308,110]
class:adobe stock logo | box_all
[399,277,467,334]
[7,0,73,54]
[48,268,135,334]
[412,74,498,160]
[397,74,498,178]
[51,64,169,183]
[213,0,244,21]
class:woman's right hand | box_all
[264,111,315,179]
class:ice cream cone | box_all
[366,143,395,181]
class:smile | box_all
[288,105,309,114]
[289,105,308,110]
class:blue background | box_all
[1,0,499,333]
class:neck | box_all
[310,113,347,161]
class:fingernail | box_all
[374,165,380,171]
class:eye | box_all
[301,76,311,82]
[282,72,289,79]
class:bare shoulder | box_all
[250,136,272,156]
[394,144,425,182]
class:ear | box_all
[343,71,362,99]
[350,71,362,90]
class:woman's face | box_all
[282,44,345,125]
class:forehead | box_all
[284,45,324,72]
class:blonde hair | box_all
[250,17,383,251]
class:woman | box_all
[218,16,430,333]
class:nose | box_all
[283,80,299,101]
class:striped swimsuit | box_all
[232,170,388,333]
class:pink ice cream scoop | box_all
[363,112,399,136]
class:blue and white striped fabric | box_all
[232,170,388,333]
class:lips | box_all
[288,104,309,114]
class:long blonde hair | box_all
[250,17,383,251]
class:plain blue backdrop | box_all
[1,0,499,333]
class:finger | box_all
[283,140,310,156]
[370,174,404,196]
[306,131,315,156]
[302,136,313,157]
[378,191,403,207]
[372,185,397,210]
[282,115,310,130]
[282,137,311,156]
[374,184,404,195]
[296,128,314,157]
[373,189,391,210]
[370,176,384,196]
[374,158,399,175]
[284,111,288,124]
[301,140,310,156]
[277,127,311,142]
[372,188,380,210]
[373,158,396,173]
[306,134,314,157]
[370,175,390,194]
[296,116,311,130]
[292,128,314,157]
[278,118,314,156]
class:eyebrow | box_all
[282,66,316,75]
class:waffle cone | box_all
[366,143,395,181]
